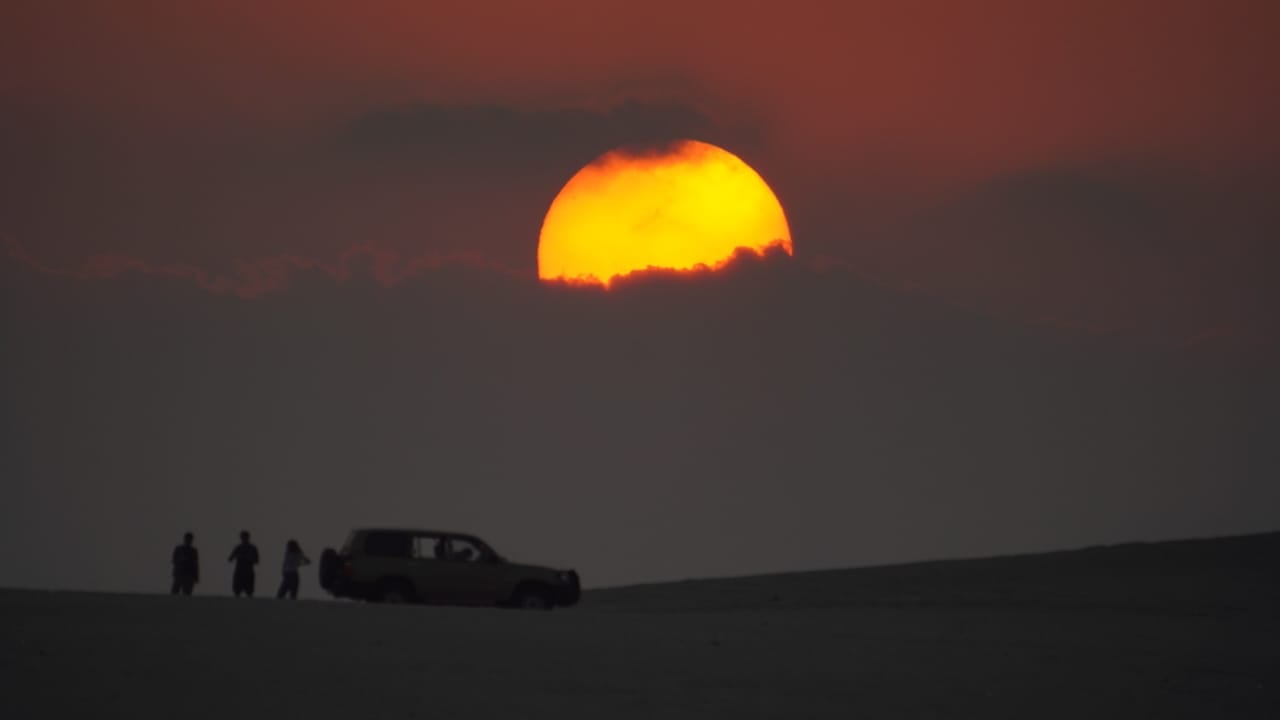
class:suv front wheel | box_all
[511,584,554,610]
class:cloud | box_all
[2,243,1276,593]
[0,99,766,273]
[6,222,1274,356]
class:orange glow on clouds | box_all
[538,140,792,287]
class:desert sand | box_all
[2,532,1276,718]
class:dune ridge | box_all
[587,531,1280,616]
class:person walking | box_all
[227,530,260,597]
[171,532,200,596]
[277,540,311,600]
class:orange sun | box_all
[538,140,792,287]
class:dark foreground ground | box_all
[2,532,1277,719]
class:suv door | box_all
[434,536,511,606]
[358,531,415,592]
[410,534,464,604]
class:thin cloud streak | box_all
[3,236,519,299]
[4,235,1271,357]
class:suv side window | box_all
[413,536,444,560]
[363,532,412,558]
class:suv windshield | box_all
[447,537,483,562]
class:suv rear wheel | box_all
[375,579,416,604]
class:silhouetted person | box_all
[277,540,310,600]
[227,530,260,597]
[171,532,199,595]
[432,537,470,561]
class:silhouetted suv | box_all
[318,528,580,609]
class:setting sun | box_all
[537,140,792,287]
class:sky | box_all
[1,1,1277,594]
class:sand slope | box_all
[2,533,1276,719]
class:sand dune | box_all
[2,533,1276,718]
[590,531,1280,616]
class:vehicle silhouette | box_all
[318,528,580,610]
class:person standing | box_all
[171,532,199,596]
[227,530,260,597]
[277,540,311,600]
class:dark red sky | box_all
[3,0,1277,341]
